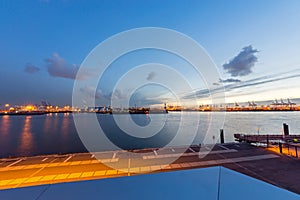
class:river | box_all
[0,112,299,158]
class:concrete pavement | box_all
[0,143,286,191]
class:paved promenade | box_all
[0,143,299,194]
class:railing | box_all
[234,133,300,159]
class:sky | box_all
[1,0,300,107]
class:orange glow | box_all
[25,105,35,111]
[267,145,299,158]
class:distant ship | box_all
[0,111,46,116]
[129,104,168,114]
[129,107,150,114]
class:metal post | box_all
[267,135,269,148]
[220,129,224,144]
[279,142,283,154]
[283,123,289,136]
[295,146,298,158]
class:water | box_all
[0,112,300,158]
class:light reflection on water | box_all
[0,112,299,158]
[19,116,33,154]
[0,115,10,136]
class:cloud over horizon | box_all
[45,53,80,80]
[24,63,40,74]
[183,68,300,100]
[79,86,127,102]
[223,45,258,77]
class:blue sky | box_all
[1,0,300,106]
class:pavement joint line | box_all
[163,165,172,169]
[205,146,211,151]
[90,160,100,164]
[0,149,238,172]
[112,153,116,159]
[9,178,27,185]
[93,171,106,177]
[40,175,57,181]
[48,163,59,167]
[118,168,128,174]
[106,170,118,175]
[24,176,43,183]
[98,158,119,163]
[129,167,140,173]
[81,171,95,178]
[42,158,48,162]
[140,166,151,172]
[54,174,69,180]
[218,145,230,150]
[117,170,127,175]
[14,158,58,188]
[58,162,70,166]
[10,166,23,170]
[143,149,238,159]
[70,161,81,165]
[6,158,24,168]
[68,172,83,179]
[150,165,161,171]
[171,149,175,152]
[0,179,13,186]
[80,160,91,165]
[128,159,131,176]
[63,155,73,163]
[212,154,279,165]
[154,150,158,156]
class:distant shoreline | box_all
[1,109,300,116]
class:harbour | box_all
[1,98,300,116]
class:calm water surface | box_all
[0,112,299,158]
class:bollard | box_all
[220,129,224,144]
[283,123,289,136]
[295,146,298,158]
[279,142,283,154]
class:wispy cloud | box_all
[45,53,94,80]
[219,78,241,83]
[223,45,258,77]
[24,63,40,74]
[183,68,300,100]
